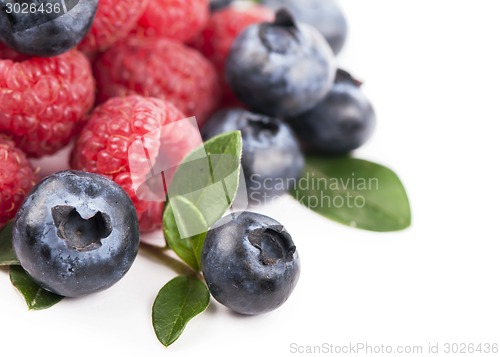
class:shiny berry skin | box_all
[12,171,140,297]
[225,9,336,117]
[202,211,300,315]
[262,0,348,54]
[288,69,376,154]
[0,0,97,57]
[209,0,233,12]
[202,108,304,205]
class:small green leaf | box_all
[153,275,210,348]
[167,131,242,230]
[290,156,411,232]
[163,199,207,271]
[9,265,64,310]
[0,222,20,266]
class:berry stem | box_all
[336,69,364,87]
[139,242,202,279]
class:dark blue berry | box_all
[0,0,97,57]
[12,171,140,297]
[225,9,336,117]
[202,108,304,205]
[261,0,348,54]
[201,211,300,315]
[209,0,233,12]
[288,69,376,154]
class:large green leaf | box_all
[290,156,411,232]
[167,131,242,231]
[164,131,242,267]
[0,222,19,266]
[152,275,210,347]
[9,265,64,310]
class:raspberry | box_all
[134,0,209,43]
[189,3,273,107]
[0,134,37,229]
[78,0,150,55]
[94,37,220,125]
[71,96,200,232]
[0,48,95,157]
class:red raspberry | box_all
[78,0,150,55]
[189,3,274,107]
[94,37,220,125]
[0,134,37,229]
[134,0,209,43]
[0,48,95,158]
[71,96,201,232]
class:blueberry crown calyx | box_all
[259,8,300,54]
[248,227,296,265]
[273,8,298,29]
[242,114,280,137]
[51,205,112,252]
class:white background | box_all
[2,1,500,356]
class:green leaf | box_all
[0,222,20,266]
[9,265,64,310]
[290,156,411,232]
[168,131,242,228]
[163,199,207,271]
[153,275,210,347]
[164,131,242,266]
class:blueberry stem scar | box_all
[248,227,296,265]
[51,205,112,252]
[273,8,298,28]
[244,114,280,137]
[259,8,300,53]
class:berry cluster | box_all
[0,0,378,346]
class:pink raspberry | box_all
[93,37,220,125]
[134,0,209,43]
[71,96,201,232]
[0,134,37,229]
[0,47,95,157]
[78,0,150,55]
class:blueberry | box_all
[12,171,140,297]
[202,108,304,205]
[209,0,233,12]
[225,9,336,117]
[261,0,348,54]
[288,69,376,154]
[201,211,300,315]
[0,0,97,57]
